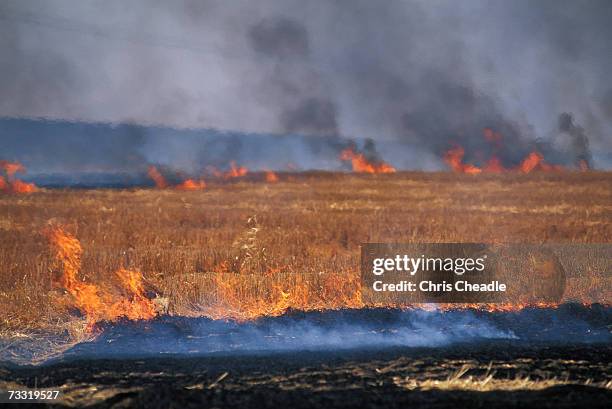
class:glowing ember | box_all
[483,156,504,173]
[339,148,396,174]
[46,227,156,329]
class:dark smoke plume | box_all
[0,0,611,174]
[558,113,592,168]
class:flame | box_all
[175,179,206,191]
[203,268,363,321]
[443,129,576,174]
[518,151,543,173]
[10,179,37,193]
[147,166,168,189]
[0,160,25,177]
[227,161,249,178]
[43,227,592,324]
[208,161,249,179]
[46,227,156,328]
[339,148,396,174]
[148,166,206,191]
[443,147,482,174]
[0,160,38,193]
[265,169,279,183]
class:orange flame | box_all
[203,268,363,321]
[148,166,206,191]
[483,156,504,173]
[46,227,156,329]
[339,148,396,174]
[227,161,249,178]
[147,166,169,189]
[10,179,37,193]
[175,178,206,191]
[209,162,249,179]
[444,129,574,174]
[0,160,38,193]
[518,151,543,173]
[265,170,279,183]
[443,147,482,174]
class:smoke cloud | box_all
[53,305,610,361]
[0,0,610,172]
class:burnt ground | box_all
[1,343,611,408]
[0,305,610,408]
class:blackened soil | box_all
[1,341,610,409]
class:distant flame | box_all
[518,151,544,173]
[175,179,206,191]
[226,161,249,178]
[46,227,156,329]
[265,170,279,183]
[339,148,396,174]
[443,129,574,174]
[209,161,249,179]
[0,160,38,193]
[443,147,482,174]
[147,165,168,189]
[148,165,206,191]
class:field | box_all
[0,172,610,407]
[1,172,610,329]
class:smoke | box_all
[53,305,610,361]
[557,113,593,168]
[0,0,611,171]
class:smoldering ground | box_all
[0,0,611,175]
[7,304,602,363]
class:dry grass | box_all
[394,363,612,391]
[0,171,610,335]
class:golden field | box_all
[0,172,610,338]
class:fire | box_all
[226,161,249,178]
[443,147,482,174]
[147,165,169,189]
[10,179,38,193]
[518,152,543,173]
[148,166,206,191]
[208,161,250,179]
[265,169,279,183]
[46,227,156,328]
[175,178,206,191]
[203,268,363,321]
[339,148,396,174]
[444,129,574,174]
[483,156,504,173]
[0,160,38,193]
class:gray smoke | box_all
[557,113,593,168]
[0,0,610,172]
